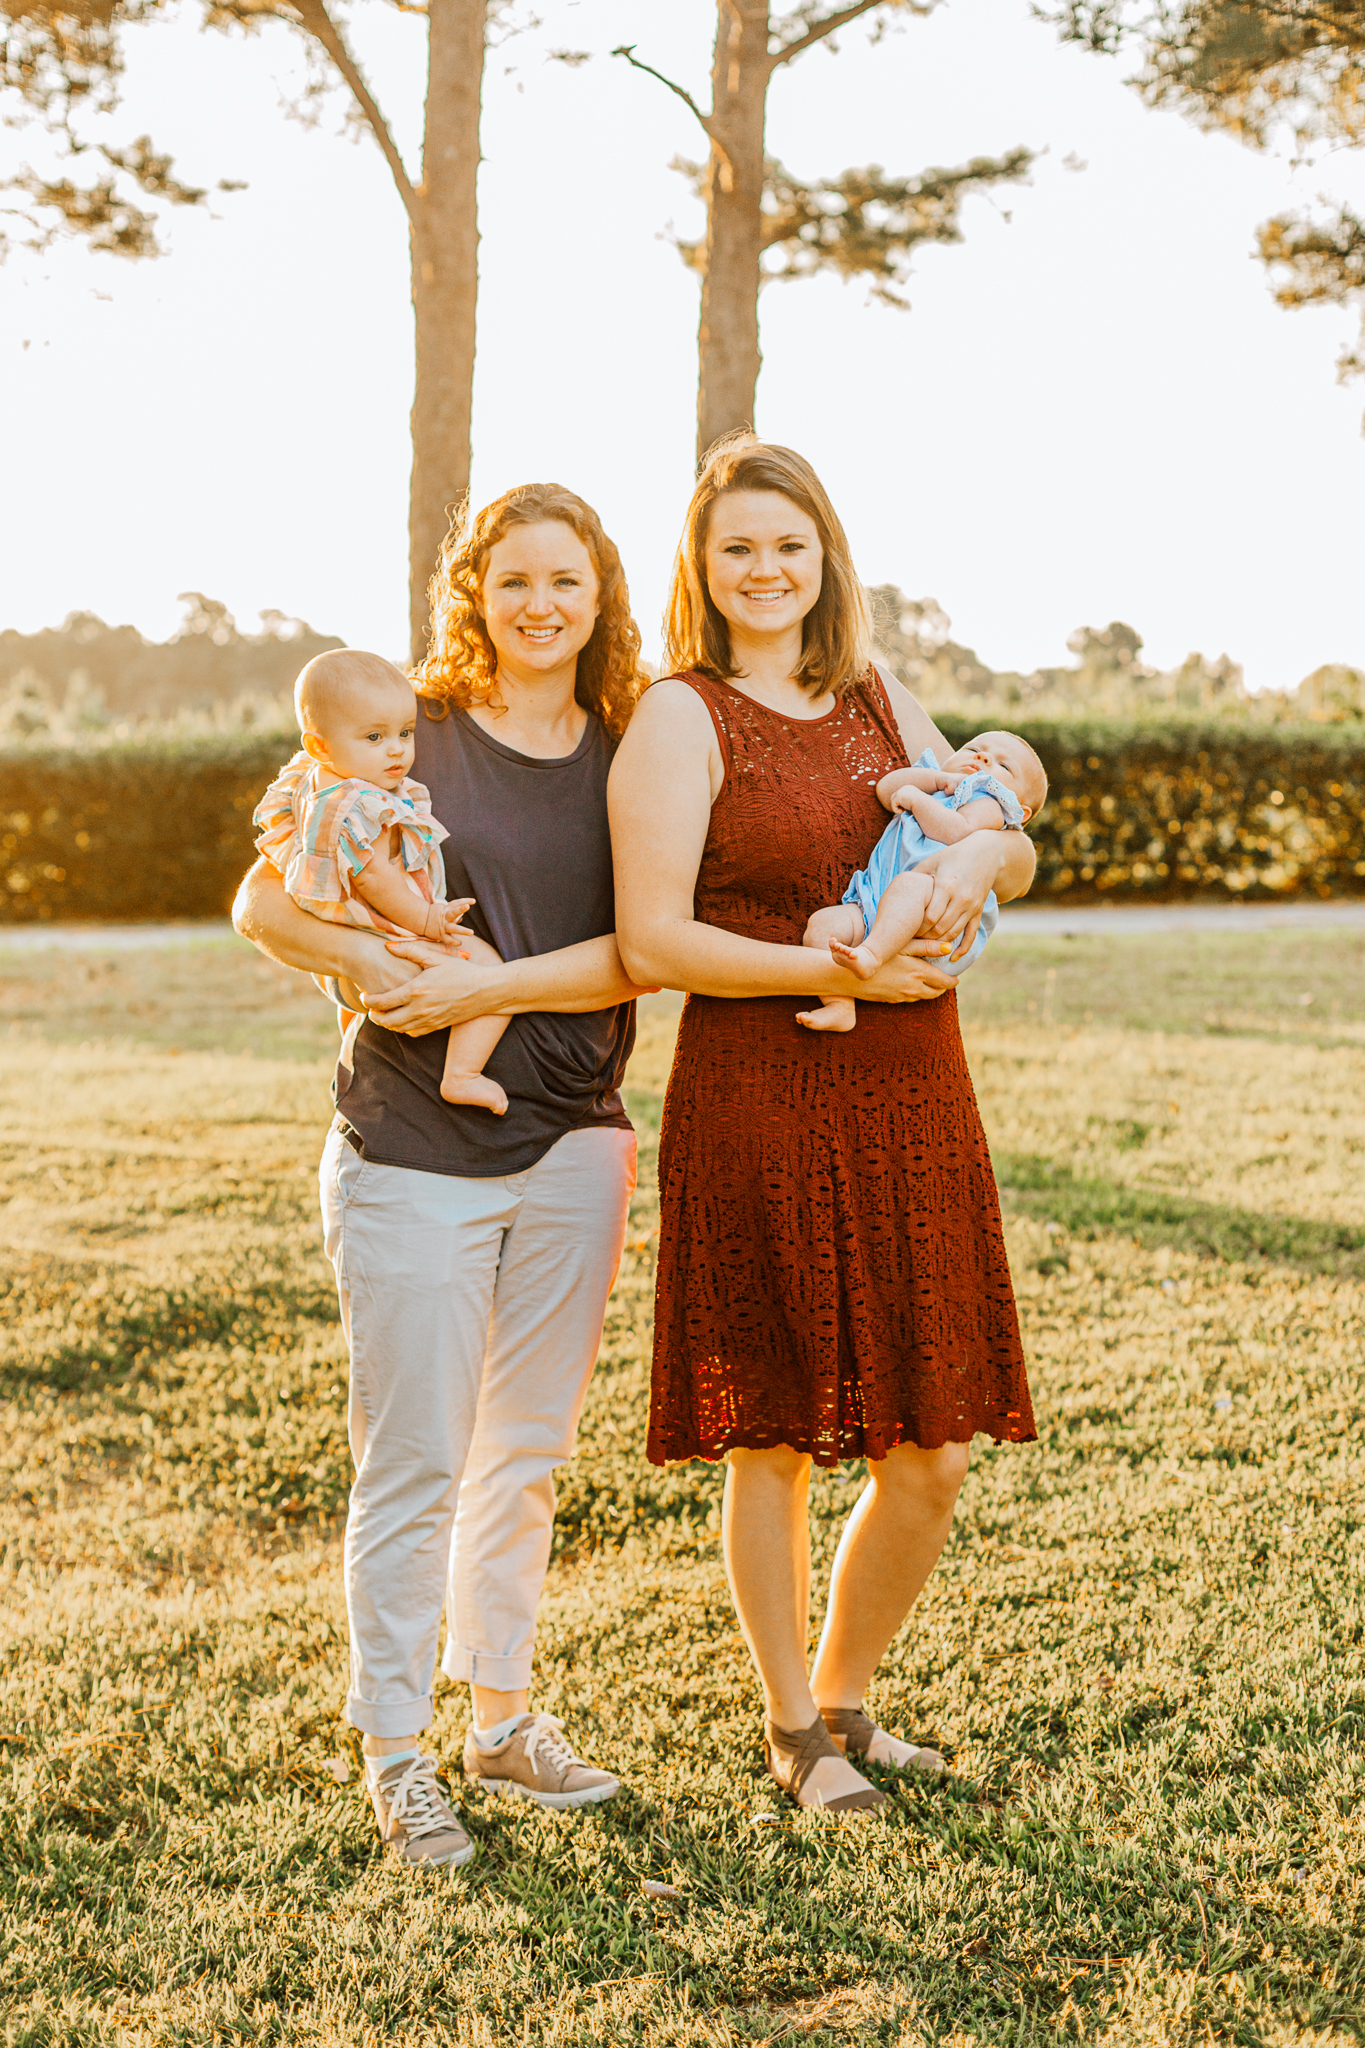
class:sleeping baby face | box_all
[944,731,1047,822]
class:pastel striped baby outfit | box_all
[253,750,449,937]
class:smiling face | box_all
[944,730,1048,819]
[477,519,600,682]
[702,490,824,651]
[304,672,418,790]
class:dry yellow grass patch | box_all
[1,958,1363,2044]
[967,1021,1365,1229]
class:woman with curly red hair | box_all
[235,483,650,1870]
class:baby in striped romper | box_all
[253,648,510,1113]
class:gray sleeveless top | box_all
[334,702,634,1177]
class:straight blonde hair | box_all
[663,436,871,696]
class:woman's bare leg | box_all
[723,1446,879,1807]
[796,906,863,1033]
[828,871,937,982]
[810,1440,970,1751]
[439,930,511,1112]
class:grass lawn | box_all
[1,927,1362,2045]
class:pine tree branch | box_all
[287,0,419,219]
[758,149,1034,301]
[1259,202,1365,308]
[611,45,716,138]
[1049,1,1365,54]
[767,1,888,72]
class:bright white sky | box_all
[3,0,1363,691]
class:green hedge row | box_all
[1,716,1363,923]
[0,731,294,923]
[938,714,1365,901]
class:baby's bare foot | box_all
[440,1073,509,1114]
[796,1001,857,1033]
[828,937,880,981]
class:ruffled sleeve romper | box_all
[646,669,1036,1468]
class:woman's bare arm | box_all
[876,665,958,766]
[366,934,649,1036]
[235,859,648,1039]
[610,681,955,1003]
[913,830,1037,960]
[232,859,421,999]
[992,830,1036,905]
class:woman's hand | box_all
[345,949,425,1002]
[366,948,507,1035]
[916,830,1035,961]
[857,950,958,1004]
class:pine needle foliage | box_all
[672,147,1035,307]
[615,3,1035,451]
[1042,0,1365,413]
[0,0,493,659]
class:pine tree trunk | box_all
[695,4,772,460]
[408,0,487,665]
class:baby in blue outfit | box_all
[797,729,1047,1032]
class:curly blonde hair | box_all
[664,435,871,697]
[415,483,646,740]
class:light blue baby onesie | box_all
[840,749,1026,978]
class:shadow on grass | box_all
[0,1252,337,1394]
[996,1154,1365,1275]
[406,1772,1361,2043]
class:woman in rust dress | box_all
[611,439,1036,1814]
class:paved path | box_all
[997,901,1365,936]
[0,920,239,951]
[1,901,1363,952]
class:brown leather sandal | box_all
[821,1704,945,1775]
[764,1713,889,1812]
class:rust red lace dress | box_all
[647,668,1035,1468]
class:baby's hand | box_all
[423,896,476,945]
[900,770,965,802]
[877,763,967,812]
[893,775,961,811]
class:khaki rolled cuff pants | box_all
[319,1119,637,1738]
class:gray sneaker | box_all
[367,1752,476,1867]
[462,1713,620,1810]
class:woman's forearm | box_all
[994,830,1037,904]
[915,829,1035,908]
[620,916,900,1003]
[232,859,415,990]
[366,932,653,1036]
[479,935,652,1015]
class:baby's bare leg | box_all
[439,930,511,1113]
[828,872,936,982]
[796,904,863,1034]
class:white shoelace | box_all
[520,1714,581,1781]
[383,1753,457,1840]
